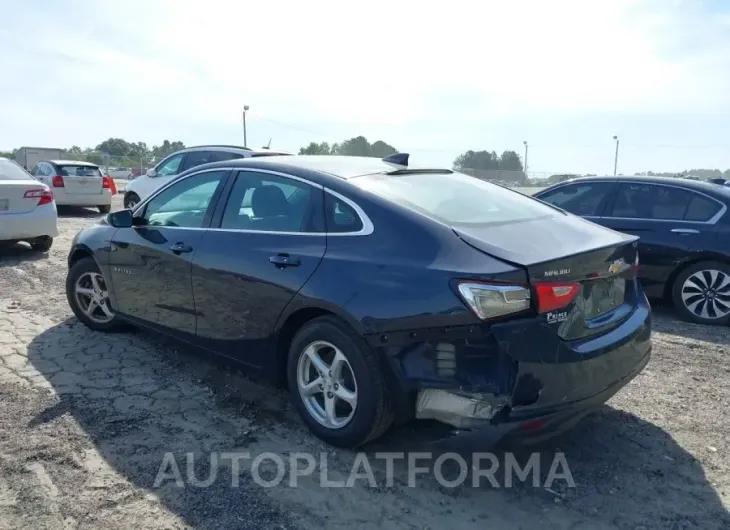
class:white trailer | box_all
[15,147,65,171]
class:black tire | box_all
[30,237,53,252]
[66,257,125,332]
[98,205,111,214]
[672,260,730,325]
[123,192,140,210]
[287,316,394,448]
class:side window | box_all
[181,151,215,172]
[30,165,39,176]
[684,194,722,222]
[141,170,226,228]
[325,193,363,233]
[538,183,614,216]
[209,151,244,163]
[155,154,185,177]
[221,171,314,232]
[610,184,695,221]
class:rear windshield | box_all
[59,165,102,177]
[0,158,33,181]
[352,171,559,226]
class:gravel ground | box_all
[0,196,728,529]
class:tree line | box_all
[0,138,186,168]
[3,136,727,184]
[300,136,528,183]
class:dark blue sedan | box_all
[66,154,651,448]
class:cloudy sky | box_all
[1,0,729,176]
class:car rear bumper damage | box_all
[369,290,652,436]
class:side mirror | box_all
[146,168,157,178]
[107,209,134,228]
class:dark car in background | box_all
[65,154,651,448]
[535,176,730,325]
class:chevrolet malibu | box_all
[65,154,651,448]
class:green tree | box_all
[453,149,526,183]
[152,140,186,160]
[299,142,333,155]
[298,136,397,158]
[95,138,133,157]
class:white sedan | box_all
[31,159,113,213]
[0,157,58,251]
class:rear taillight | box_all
[457,281,531,320]
[51,175,64,187]
[534,282,581,313]
[102,176,111,189]
[24,188,54,206]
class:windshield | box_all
[0,158,34,181]
[59,165,102,177]
[352,171,560,226]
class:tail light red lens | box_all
[102,176,111,189]
[24,188,54,206]
[633,253,640,275]
[51,175,64,187]
[534,282,581,313]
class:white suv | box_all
[122,145,290,209]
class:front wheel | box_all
[66,257,125,332]
[123,192,140,210]
[30,236,53,252]
[287,316,394,448]
[672,261,730,325]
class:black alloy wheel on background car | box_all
[672,261,730,325]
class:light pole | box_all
[242,105,250,147]
[523,140,528,175]
[613,135,619,176]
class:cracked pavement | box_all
[0,197,729,529]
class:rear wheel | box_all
[30,237,53,252]
[66,257,124,331]
[123,192,140,210]
[98,205,111,214]
[672,261,730,325]
[287,316,394,448]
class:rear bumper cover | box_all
[0,204,59,240]
[371,288,652,433]
[54,189,112,206]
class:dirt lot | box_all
[0,195,728,529]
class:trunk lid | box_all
[454,214,640,340]
[57,165,103,195]
[0,180,50,214]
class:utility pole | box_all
[523,140,529,175]
[613,135,619,176]
[242,105,250,147]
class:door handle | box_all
[269,253,300,268]
[170,242,194,254]
[671,228,700,234]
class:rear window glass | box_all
[352,171,558,226]
[58,165,101,177]
[0,158,33,181]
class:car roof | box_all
[545,175,730,198]
[47,160,99,167]
[178,145,291,156]
[219,155,449,179]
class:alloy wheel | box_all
[296,340,358,429]
[75,272,115,324]
[681,269,730,320]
